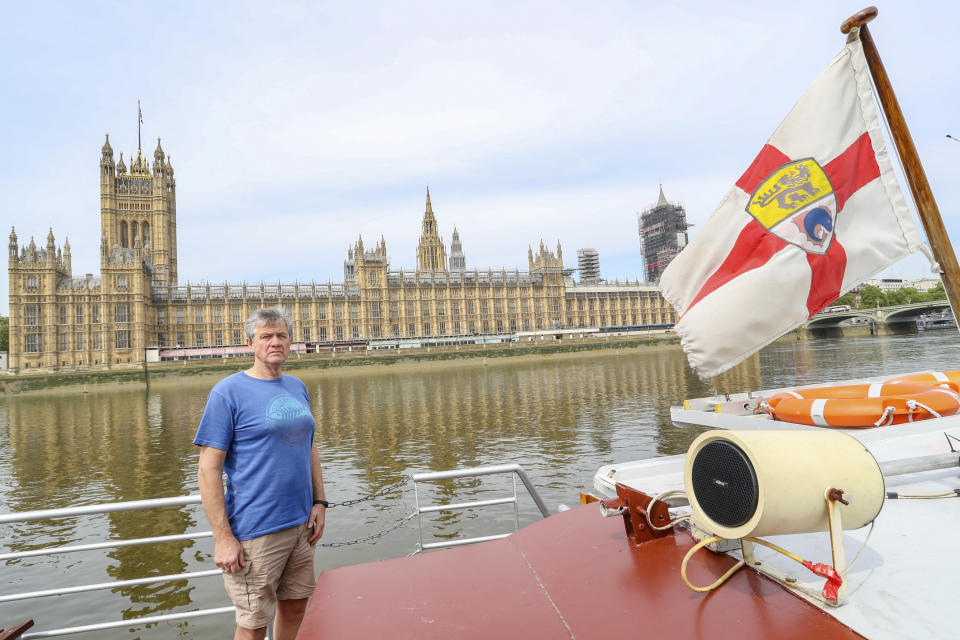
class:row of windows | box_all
[158,330,239,348]
[24,311,668,355]
[30,305,113,325]
[155,317,565,349]
[156,285,565,304]
[567,297,652,311]
[25,332,105,352]
[25,311,663,355]
[26,299,659,332]
[155,299,565,325]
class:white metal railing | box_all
[4,467,552,636]
[411,464,550,552]
[0,494,233,639]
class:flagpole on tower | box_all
[137,99,142,151]
[842,6,960,325]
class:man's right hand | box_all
[214,537,245,573]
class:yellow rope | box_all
[742,536,806,565]
[680,536,746,592]
[681,536,808,593]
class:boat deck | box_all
[298,502,863,639]
[594,404,960,640]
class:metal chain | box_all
[317,512,417,548]
[326,475,410,508]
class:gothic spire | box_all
[422,186,438,235]
[657,181,668,207]
[416,187,447,271]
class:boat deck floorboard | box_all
[298,503,863,639]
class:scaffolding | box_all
[576,248,600,284]
[638,185,690,283]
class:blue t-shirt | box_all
[194,372,317,541]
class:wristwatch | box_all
[313,499,329,507]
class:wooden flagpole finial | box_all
[841,6,877,34]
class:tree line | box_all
[833,282,947,309]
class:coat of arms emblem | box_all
[746,159,838,255]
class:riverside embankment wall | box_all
[0,333,681,395]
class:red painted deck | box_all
[298,503,864,639]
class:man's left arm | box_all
[307,446,326,545]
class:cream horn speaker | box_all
[684,430,884,539]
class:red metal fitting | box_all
[610,483,673,543]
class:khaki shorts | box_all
[223,522,316,629]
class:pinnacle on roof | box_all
[657,182,668,207]
[102,133,113,154]
[130,149,149,175]
[424,186,435,217]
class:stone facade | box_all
[7,136,676,372]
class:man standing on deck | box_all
[195,306,326,640]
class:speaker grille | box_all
[691,440,759,528]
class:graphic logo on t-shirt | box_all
[266,393,313,446]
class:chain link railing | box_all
[318,513,418,548]
[324,476,411,508]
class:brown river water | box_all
[2,331,958,638]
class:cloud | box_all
[3,1,960,315]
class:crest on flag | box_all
[747,159,837,255]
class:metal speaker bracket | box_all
[599,483,673,544]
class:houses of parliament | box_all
[7,134,676,372]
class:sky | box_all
[2,1,959,315]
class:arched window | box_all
[120,221,128,248]
[142,222,150,246]
[131,221,139,245]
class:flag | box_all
[659,38,923,379]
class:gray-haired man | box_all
[195,307,326,640]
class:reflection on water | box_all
[1,332,958,637]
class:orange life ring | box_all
[885,370,960,387]
[764,382,960,428]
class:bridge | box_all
[806,300,953,330]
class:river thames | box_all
[2,330,959,637]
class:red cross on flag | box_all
[659,39,923,379]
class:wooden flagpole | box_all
[841,7,960,323]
